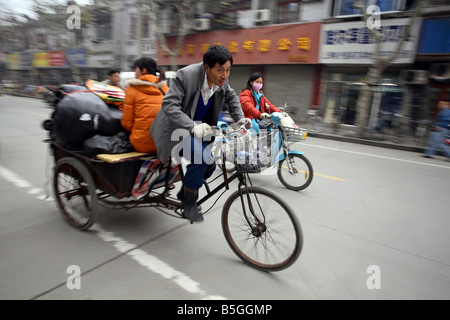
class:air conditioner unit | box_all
[430,63,450,80]
[193,18,210,31]
[400,70,429,85]
[254,9,271,22]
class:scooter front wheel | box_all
[277,153,313,191]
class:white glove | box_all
[237,118,252,129]
[191,123,212,138]
[260,113,270,119]
[283,112,289,117]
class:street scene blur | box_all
[1,0,450,301]
[1,0,449,144]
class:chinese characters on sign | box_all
[166,36,312,61]
[320,18,421,64]
[158,23,321,65]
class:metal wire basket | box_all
[224,132,274,173]
[281,126,308,142]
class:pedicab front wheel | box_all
[221,186,303,272]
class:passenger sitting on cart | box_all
[121,57,169,153]
[150,45,251,223]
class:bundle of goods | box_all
[85,79,125,110]
[44,82,130,156]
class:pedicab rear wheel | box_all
[53,157,98,230]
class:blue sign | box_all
[65,49,86,66]
[418,17,450,54]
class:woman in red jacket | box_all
[122,57,168,153]
[239,72,281,132]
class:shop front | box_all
[157,22,322,122]
[320,18,422,132]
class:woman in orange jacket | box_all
[239,72,281,132]
[121,57,169,153]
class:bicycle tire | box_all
[277,153,313,191]
[306,116,324,133]
[222,186,303,272]
[53,157,98,230]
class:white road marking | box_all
[0,163,227,300]
[0,164,33,188]
[95,226,227,300]
[303,143,450,169]
[0,164,52,200]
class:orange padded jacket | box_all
[121,74,168,153]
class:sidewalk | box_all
[304,124,426,154]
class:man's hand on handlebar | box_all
[237,118,252,129]
[191,123,212,138]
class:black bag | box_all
[52,89,123,149]
[83,132,134,158]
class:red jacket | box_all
[239,89,281,121]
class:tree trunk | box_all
[352,0,426,138]
[355,62,385,137]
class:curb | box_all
[308,132,425,153]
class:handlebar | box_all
[212,123,250,142]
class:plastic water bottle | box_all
[237,151,245,164]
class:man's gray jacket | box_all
[150,62,244,162]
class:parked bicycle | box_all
[370,112,432,145]
[306,105,325,133]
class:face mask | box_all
[252,83,263,92]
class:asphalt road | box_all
[1,94,449,301]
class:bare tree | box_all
[353,0,427,137]
[143,0,195,71]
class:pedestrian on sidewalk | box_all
[423,99,450,160]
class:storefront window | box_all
[324,78,406,128]
[323,80,361,126]
[333,0,406,17]
[341,84,361,125]
[369,84,404,131]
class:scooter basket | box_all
[281,126,307,142]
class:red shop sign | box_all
[49,51,65,66]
